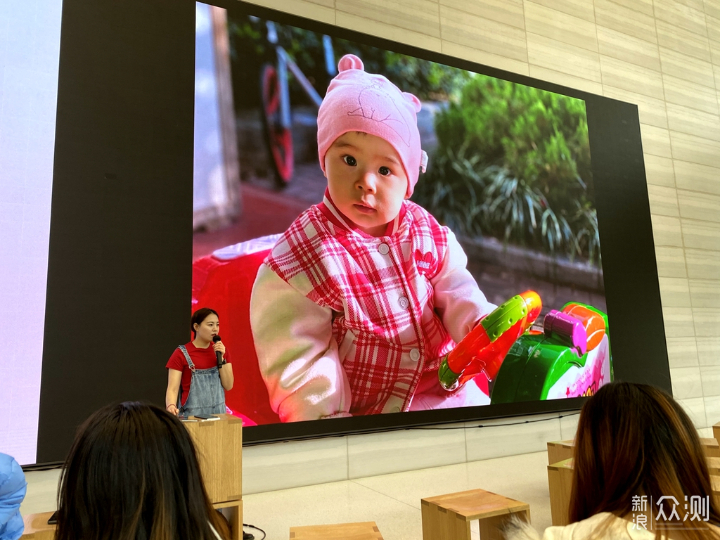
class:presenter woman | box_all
[165,307,233,417]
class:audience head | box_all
[0,452,26,540]
[55,401,227,540]
[571,381,720,537]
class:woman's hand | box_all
[214,340,234,390]
[166,369,182,417]
[219,362,234,391]
[213,340,226,358]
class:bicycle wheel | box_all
[259,63,294,186]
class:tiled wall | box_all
[235,0,720,491]
[242,413,580,494]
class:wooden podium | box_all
[184,414,244,539]
[21,414,243,540]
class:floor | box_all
[21,451,552,540]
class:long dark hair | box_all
[570,382,720,539]
[55,402,229,540]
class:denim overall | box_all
[176,345,225,416]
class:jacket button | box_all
[378,243,390,255]
[410,349,420,361]
[398,296,409,309]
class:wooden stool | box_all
[547,458,574,526]
[547,440,574,465]
[21,501,242,540]
[550,437,720,461]
[548,450,720,527]
[421,489,530,540]
[289,521,383,539]
[549,458,720,526]
[701,438,720,458]
[20,512,55,540]
[713,422,720,442]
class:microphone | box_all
[213,335,223,368]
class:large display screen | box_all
[192,2,611,428]
[31,0,668,464]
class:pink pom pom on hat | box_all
[317,54,428,197]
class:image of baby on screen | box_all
[249,54,497,422]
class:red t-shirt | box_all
[166,341,231,406]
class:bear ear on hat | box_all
[338,54,364,72]
[402,91,422,113]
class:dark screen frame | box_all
[36,0,669,464]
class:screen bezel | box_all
[36,0,669,463]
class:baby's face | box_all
[324,132,408,237]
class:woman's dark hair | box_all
[191,307,218,338]
[55,402,229,540]
[570,381,720,539]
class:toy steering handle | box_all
[438,290,542,391]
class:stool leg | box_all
[421,503,471,540]
[421,501,442,540]
[421,501,436,540]
[478,510,530,540]
[449,512,471,540]
[478,515,506,540]
[219,501,242,540]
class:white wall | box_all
[0,0,63,464]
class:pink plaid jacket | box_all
[250,193,493,422]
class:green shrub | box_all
[414,74,599,265]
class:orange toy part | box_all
[459,320,526,384]
[562,303,606,351]
[446,325,492,373]
[520,290,543,326]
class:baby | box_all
[250,54,495,422]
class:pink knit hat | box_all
[317,54,428,197]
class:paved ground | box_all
[468,258,606,315]
[192,162,324,259]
